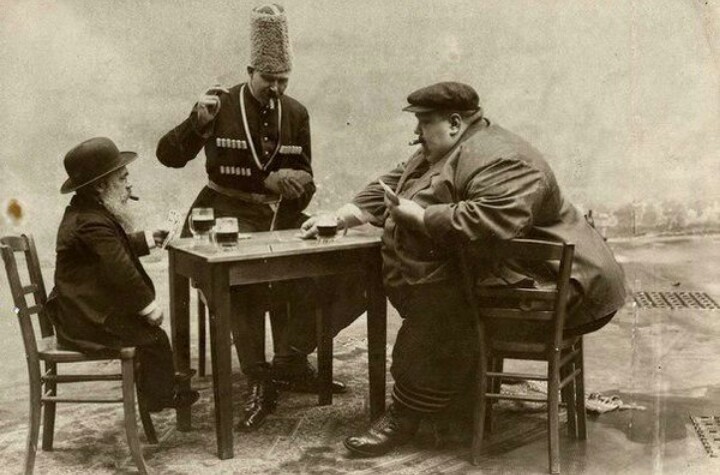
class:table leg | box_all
[315,277,333,406]
[366,253,387,420]
[169,252,191,431]
[208,268,234,460]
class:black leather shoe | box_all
[343,405,421,456]
[236,380,278,432]
[274,363,347,394]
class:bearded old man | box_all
[47,137,198,412]
[302,82,627,456]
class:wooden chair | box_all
[458,238,585,474]
[1,234,157,475]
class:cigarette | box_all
[129,195,139,201]
[408,138,423,146]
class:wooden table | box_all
[167,228,387,460]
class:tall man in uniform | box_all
[156,4,349,431]
[302,82,627,456]
[48,137,199,413]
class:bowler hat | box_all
[60,137,137,194]
[402,81,480,113]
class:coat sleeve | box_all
[128,231,151,257]
[156,105,213,168]
[276,108,315,218]
[350,163,406,226]
[424,157,547,243]
[77,219,155,314]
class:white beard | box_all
[101,189,136,233]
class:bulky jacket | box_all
[352,116,626,328]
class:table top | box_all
[168,226,382,263]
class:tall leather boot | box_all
[236,378,278,432]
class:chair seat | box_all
[490,335,580,357]
[38,336,136,362]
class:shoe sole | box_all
[342,439,391,457]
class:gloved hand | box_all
[264,169,313,199]
[195,85,229,129]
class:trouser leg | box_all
[272,274,367,374]
[104,314,175,408]
[230,285,271,380]
[388,282,478,415]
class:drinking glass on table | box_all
[213,217,240,251]
[188,207,215,246]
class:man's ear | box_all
[247,66,255,77]
[449,113,463,135]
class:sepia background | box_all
[1,0,719,252]
[1,1,720,473]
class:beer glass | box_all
[213,217,239,250]
[188,208,215,246]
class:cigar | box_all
[129,195,139,201]
[408,138,424,146]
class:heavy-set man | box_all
[302,82,627,456]
[48,137,198,412]
[156,4,353,431]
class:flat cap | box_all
[402,81,480,113]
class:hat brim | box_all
[402,104,438,113]
[60,151,137,194]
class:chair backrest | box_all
[458,238,575,350]
[1,234,54,366]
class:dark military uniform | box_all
[156,83,319,379]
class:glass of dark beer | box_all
[213,217,239,250]
[188,207,215,247]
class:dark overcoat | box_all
[48,194,155,351]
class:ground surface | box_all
[1,235,720,474]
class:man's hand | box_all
[387,197,428,234]
[299,215,320,239]
[264,169,313,199]
[196,85,229,128]
[152,229,170,248]
[145,307,164,327]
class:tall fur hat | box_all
[250,4,293,74]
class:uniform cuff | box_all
[336,203,369,228]
[138,300,158,316]
[423,203,456,242]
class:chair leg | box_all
[121,358,149,475]
[485,357,502,434]
[197,294,206,378]
[547,352,561,475]
[134,364,158,445]
[560,352,577,439]
[472,347,489,465]
[41,362,57,451]
[574,338,588,440]
[25,364,42,475]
